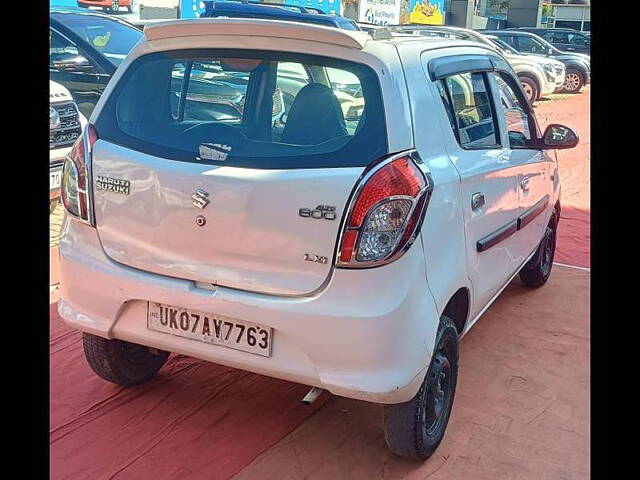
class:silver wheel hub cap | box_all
[563,73,580,91]
[521,83,534,100]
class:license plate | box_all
[50,170,62,189]
[147,302,272,357]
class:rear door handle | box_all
[471,192,485,210]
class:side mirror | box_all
[52,53,94,72]
[541,124,579,149]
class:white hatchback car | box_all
[58,18,578,460]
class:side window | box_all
[50,29,79,67]
[498,35,517,48]
[50,28,99,73]
[515,36,547,54]
[568,33,589,46]
[493,73,537,149]
[549,32,569,44]
[441,72,500,149]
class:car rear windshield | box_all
[95,49,388,169]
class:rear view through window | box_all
[96,49,387,169]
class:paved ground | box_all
[50,202,64,249]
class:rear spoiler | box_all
[144,18,369,50]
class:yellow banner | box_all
[409,0,445,25]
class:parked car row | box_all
[507,27,590,55]
[377,25,568,103]
[53,0,580,464]
[482,29,590,94]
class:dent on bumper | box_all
[58,218,440,404]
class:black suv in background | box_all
[482,29,590,94]
[50,8,142,119]
[508,27,590,55]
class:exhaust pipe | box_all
[301,387,324,405]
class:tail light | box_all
[337,152,432,267]
[61,124,98,225]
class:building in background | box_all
[442,0,590,30]
[546,0,590,31]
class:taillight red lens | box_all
[348,157,425,228]
[61,124,98,224]
[337,155,430,267]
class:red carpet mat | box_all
[50,295,329,480]
[534,90,590,268]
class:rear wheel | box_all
[561,69,584,93]
[83,333,170,386]
[383,316,459,460]
[519,225,556,287]
[519,76,539,103]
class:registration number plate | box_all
[50,170,62,189]
[147,302,272,357]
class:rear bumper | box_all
[58,217,440,404]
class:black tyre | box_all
[519,76,539,103]
[519,225,556,287]
[83,333,169,386]
[561,69,584,94]
[383,316,459,461]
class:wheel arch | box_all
[551,199,561,231]
[517,72,541,101]
[442,287,470,335]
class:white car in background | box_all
[50,81,87,213]
[58,18,579,461]
[389,25,566,103]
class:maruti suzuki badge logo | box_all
[96,176,130,195]
[192,189,210,210]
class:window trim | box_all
[492,71,540,150]
[440,71,502,151]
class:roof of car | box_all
[484,29,542,37]
[508,27,583,33]
[200,0,360,30]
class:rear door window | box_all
[96,49,388,169]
